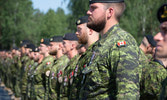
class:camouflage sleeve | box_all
[111,42,140,99]
[141,61,167,99]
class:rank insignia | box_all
[117,41,126,47]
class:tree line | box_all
[0,0,166,49]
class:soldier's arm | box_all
[112,44,140,99]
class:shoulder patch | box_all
[117,41,126,47]
[46,62,51,65]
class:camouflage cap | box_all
[157,4,167,23]
[40,38,50,46]
[89,0,124,4]
[145,35,157,47]
[76,16,88,25]
[63,33,78,41]
[50,36,63,42]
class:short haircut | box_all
[103,2,126,21]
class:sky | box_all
[31,0,70,14]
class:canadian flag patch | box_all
[46,62,51,65]
[117,41,126,47]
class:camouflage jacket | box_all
[59,54,80,100]
[48,55,69,100]
[68,44,94,100]
[140,59,167,100]
[79,24,148,100]
[33,55,54,100]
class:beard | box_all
[49,49,57,55]
[87,16,106,32]
[78,32,88,45]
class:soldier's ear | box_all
[89,29,93,35]
[107,7,114,19]
[71,43,77,49]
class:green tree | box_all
[67,0,89,31]
[41,8,70,38]
[120,0,167,43]
[67,0,167,43]
[0,0,35,49]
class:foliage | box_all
[0,0,167,49]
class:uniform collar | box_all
[153,59,166,68]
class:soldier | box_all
[139,35,157,60]
[19,40,31,98]
[58,33,80,100]
[79,0,148,99]
[48,36,70,100]
[68,16,99,99]
[44,36,63,100]
[33,38,54,100]
[11,47,21,99]
[21,43,36,100]
[27,46,40,99]
[145,4,167,100]
[30,47,44,100]
[49,36,63,57]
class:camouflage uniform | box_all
[20,55,29,94]
[33,55,54,100]
[68,44,94,100]
[48,55,69,100]
[59,54,80,100]
[160,77,167,100]
[79,24,147,99]
[12,55,22,97]
[43,56,56,100]
[140,59,167,100]
[21,57,33,99]
[27,62,38,99]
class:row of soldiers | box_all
[1,0,167,99]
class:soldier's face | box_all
[49,42,59,54]
[62,40,71,54]
[76,24,88,44]
[15,50,21,57]
[39,44,48,54]
[154,22,167,58]
[87,3,106,32]
[25,48,30,55]
[34,52,40,61]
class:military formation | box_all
[0,0,167,100]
